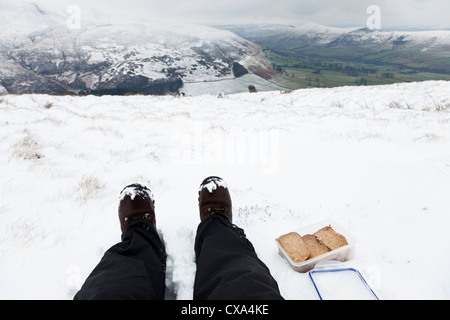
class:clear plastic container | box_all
[275,219,356,273]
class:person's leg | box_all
[74,219,166,300]
[194,177,283,300]
[74,184,166,300]
[194,214,283,300]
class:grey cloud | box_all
[25,0,450,29]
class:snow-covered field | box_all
[1,81,449,300]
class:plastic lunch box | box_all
[275,219,356,273]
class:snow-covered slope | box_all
[290,22,450,48]
[224,22,450,49]
[221,23,450,74]
[0,2,271,94]
[1,81,449,299]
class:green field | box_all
[266,50,450,89]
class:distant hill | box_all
[218,23,450,75]
[0,2,274,95]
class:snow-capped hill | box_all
[324,26,450,50]
[275,22,450,49]
[0,1,44,19]
[0,2,53,45]
[223,22,450,50]
[0,2,269,94]
[292,22,359,40]
[220,22,450,75]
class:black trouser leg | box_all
[74,220,166,300]
[193,214,283,300]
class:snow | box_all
[200,178,228,193]
[248,22,450,51]
[183,74,286,96]
[0,81,450,300]
[293,22,360,41]
[119,185,155,203]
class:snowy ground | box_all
[182,73,287,96]
[0,81,449,300]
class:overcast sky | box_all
[21,0,450,29]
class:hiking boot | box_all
[198,176,232,222]
[118,184,156,232]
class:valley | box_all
[219,23,450,90]
[266,50,450,89]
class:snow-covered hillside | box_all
[225,22,450,49]
[0,2,271,94]
[0,81,449,300]
[222,22,450,75]
[291,22,450,48]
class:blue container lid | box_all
[309,262,379,300]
